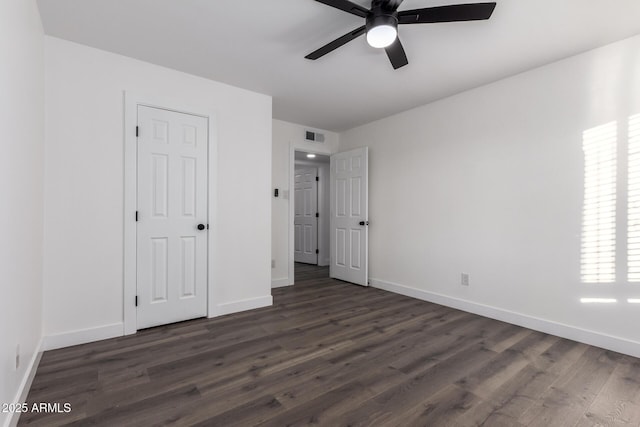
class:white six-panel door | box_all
[330,147,368,286]
[294,167,318,264]
[136,106,208,329]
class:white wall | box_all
[43,37,272,342]
[341,35,640,356]
[0,0,44,425]
[272,120,339,286]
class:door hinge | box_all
[135,296,138,307]
[136,126,139,137]
[135,211,139,222]
[316,249,319,254]
[315,176,319,181]
[315,212,319,218]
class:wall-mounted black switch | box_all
[274,188,279,197]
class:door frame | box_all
[288,143,334,285]
[123,92,218,335]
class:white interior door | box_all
[330,147,368,286]
[294,167,318,264]
[136,106,208,329]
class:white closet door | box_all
[136,106,208,329]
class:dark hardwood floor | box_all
[20,263,640,426]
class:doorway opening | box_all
[293,151,330,280]
[286,146,369,288]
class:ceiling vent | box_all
[305,130,325,143]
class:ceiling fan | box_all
[305,0,497,69]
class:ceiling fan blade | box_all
[313,0,369,18]
[385,37,408,70]
[398,2,496,24]
[384,0,405,11]
[305,26,367,60]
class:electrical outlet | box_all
[271,259,276,269]
[461,273,470,286]
[15,344,20,370]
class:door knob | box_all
[197,224,206,231]
[359,221,369,226]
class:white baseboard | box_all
[6,338,43,427]
[369,278,640,359]
[272,278,292,288]
[211,295,273,317]
[42,323,124,351]
[41,296,274,351]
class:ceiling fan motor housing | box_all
[366,2,399,33]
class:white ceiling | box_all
[37,0,640,131]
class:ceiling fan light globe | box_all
[366,25,397,48]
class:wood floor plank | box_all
[333,342,498,425]
[191,394,284,427]
[69,385,202,427]
[455,347,531,400]
[457,364,559,425]
[387,384,484,427]
[520,347,620,426]
[257,381,377,427]
[19,264,640,426]
[577,355,640,426]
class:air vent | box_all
[305,130,325,143]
